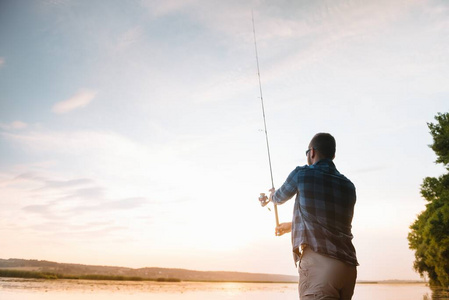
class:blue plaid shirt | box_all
[272,159,358,266]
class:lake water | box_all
[1,278,448,300]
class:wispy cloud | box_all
[116,26,144,51]
[52,89,97,114]
[4,172,148,223]
[140,0,198,17]
[1,129,146,159]
[41,0,71,6]
[23,203,61,219]
[0,126,227,222]
[0,57,4,68]
[66,197,147,214]
[22,196,147,220]
[136,0,427,107]
[0,121,27,130]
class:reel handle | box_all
[258,192,280,227]
[258,193,270,207]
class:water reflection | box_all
[1,278,448,300]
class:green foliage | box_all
[0,269,60,279]
[156,277,181,282]
[408,112,449,287]
[428,113,449,168]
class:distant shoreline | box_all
[0,269,426,285]
[0,268,297,283]
[0,258,298,283]
[0,258,426,285]
[0,269,181,282]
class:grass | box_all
[0,269,181,282]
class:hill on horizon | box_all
[0,258,298,283]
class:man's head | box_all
[307,133,336,165]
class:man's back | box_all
[295,159,357,265]
[273,159,358,266]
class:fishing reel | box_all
[258,193,271,211]
[258,191,280,228]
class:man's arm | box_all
[270,168,299,205]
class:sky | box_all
[0,0,448,281]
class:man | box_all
[269,133,358,300]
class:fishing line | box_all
[252,11,279,227]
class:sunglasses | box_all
[305,148,315,156]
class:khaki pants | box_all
[298,247,357,300]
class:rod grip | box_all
[274,204,279,227]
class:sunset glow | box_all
[1,0,448,281]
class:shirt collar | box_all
[312,159,337,170]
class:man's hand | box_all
[275,222,292,236]
[269,188,275,202]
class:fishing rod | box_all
[252,11,279,228]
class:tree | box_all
[408,113,449,287]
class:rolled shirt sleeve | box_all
[272,167,301,205]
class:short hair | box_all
[310,133,336,159]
